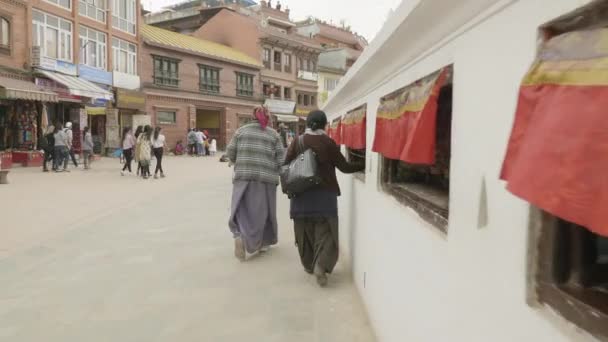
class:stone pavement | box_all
[0,157,376,342]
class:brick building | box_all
[0,0,144,165]
[140,24,262,150]
[295,18,368,107]
[145,0,323,134]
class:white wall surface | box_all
[328,0,600,341]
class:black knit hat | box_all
[306,110,328,130]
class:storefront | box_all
[264,98,297,131]
[34,60,113,156]
[79,64,114,155]
[111,72,145,154]
[115,88,147,131]
[0,75,58,167]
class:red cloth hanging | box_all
[328,117,342,145]
[501,28,608,237]
[342,107,366,150]
[372,69,448,164]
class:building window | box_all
[199,65,220,93]
[32,10,73,62]
[379,68,453,232]
[79,26,106,69]
[44,0,71,10]
[156,110,176,125]
[236,72,254,97]
[79,0,106,23]
[325,78,339,92]
[0,17,10,53]
[263,48,271,69]
[311,95,316,107]
[303,94,310,106]
[153,56,179,87]
[531,211,608,339]
[263,83,271,97]
[283,87,291,99]
[284,53,292,73]
[112,38,136,74]
[273,50,282,71]
[297,93,302,105]
[112,0,136,35]
[520,3,608,339]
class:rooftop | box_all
[140,24,262,68]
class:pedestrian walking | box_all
[121,127,136,176]
[152,127,166,179]
[284,110,364,287]
[134,125,143,175]
[187,129,197,156]
[227,106,285,261]
[53,124,69,172]
[136,125,153,179]
[63,122,78,169]
[82,126,94,170]
[41,125,55,172]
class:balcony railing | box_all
[298,70,319,82]
[274,62,282,71]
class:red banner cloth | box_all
[328,118,342,145]
[501,28,608,237]
[342,107,366,150]
[372,69,448,164]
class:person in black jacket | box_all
[41,126,55,172]
[284,110,364,287]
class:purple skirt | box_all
[229,181,279,253]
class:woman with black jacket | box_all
[284,110,364,287]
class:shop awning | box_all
[0,76,58,102]
[274,114,299,123]
[38,70,113,101]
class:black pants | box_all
[188,144,196,155]
[64,148,78,168]
[122,148,133,172]
[140,162,150,178]
[153,147,164,175]
[293,217,340,274]
[43,149,53,171]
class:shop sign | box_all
[113,71,140,90]
[32,49,77,76]
[35,78,81,102]
[79,64,113,86]
[296,108,310,117]
[116,88,146,110]
[264,99,296,115]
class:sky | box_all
[143,0,403,42]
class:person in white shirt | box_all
[152,127,166,179]
[63,122,79,169]
[121,127,136,175]
[195,129,206,156]
[209,137,217,156]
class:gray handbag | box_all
[280,136,322,198]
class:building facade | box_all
[0,0,144,163]
[323,0,608,341]
[296,19,367,108]
[140,24,262,150]
[145,0,323,134]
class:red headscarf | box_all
[253,106,270,130]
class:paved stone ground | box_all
[0,157,376,342]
